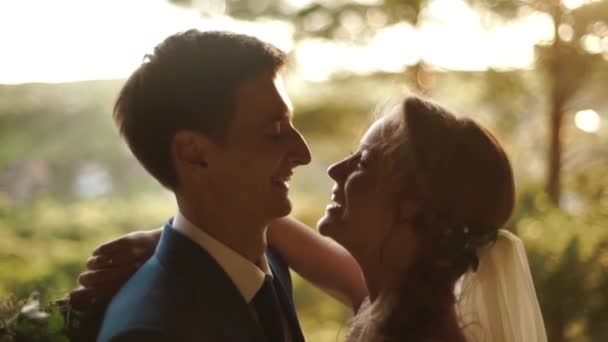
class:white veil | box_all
[456,230,548,342]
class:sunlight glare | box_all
[293,0,549,81]
[1,0,559,84]
[562,0,586,9]
[294,23,419,82]
[582,34,604,54]
[0,0,293,84]
[575,109,601,132]
[0,0,200,84]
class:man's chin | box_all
[271,199,292,218]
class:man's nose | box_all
[289,129,312,166]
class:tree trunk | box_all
[546,3,564,206]
[547,90,563,205]
[548,318,566,342]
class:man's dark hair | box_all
[114,29,286,189]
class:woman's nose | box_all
[327,158,348,182]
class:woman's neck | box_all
[357,252,410,303]
[358,259,392,303]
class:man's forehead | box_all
[257,74,293,122]
[273,74,293,117]
[232,72,293,124]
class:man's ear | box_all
[172,131,209,169]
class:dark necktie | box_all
[252,275,285,342]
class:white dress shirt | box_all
[171,211,293,341]
[172,211,271,303]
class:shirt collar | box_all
[172,211,271,302]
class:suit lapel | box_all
[267,250,305,342]
[156,224,266,342]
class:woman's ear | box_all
[172,131,209,169]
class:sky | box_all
[0,0,566,84]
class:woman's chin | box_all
[317,215,338,237]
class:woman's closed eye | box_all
[357,153,369,170]
[347,151,367,170]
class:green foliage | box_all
[513,173,608,341]
[172,0,429,41]
[0,293,68,342]
[0,193,176,300]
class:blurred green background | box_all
[1,0,607,341]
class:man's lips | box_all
[272,173,292,191]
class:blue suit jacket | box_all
[97,222,305,342]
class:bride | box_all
[73,95,547,341]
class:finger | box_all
[69,284,120,310]
[68,286,100,310]
[87,255,111,270]
[87,252,144,270]
[78,270,101,287]
[79,265,139,288]
[93,236,134,256]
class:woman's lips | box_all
[325,202,343,216]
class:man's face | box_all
[205,72,311,224]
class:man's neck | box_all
[176,198,268,265]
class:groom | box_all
[95,30,311,341]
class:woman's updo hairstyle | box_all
[394,95,515,277]
[360,96,516,342]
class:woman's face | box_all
[318,116,402,262]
